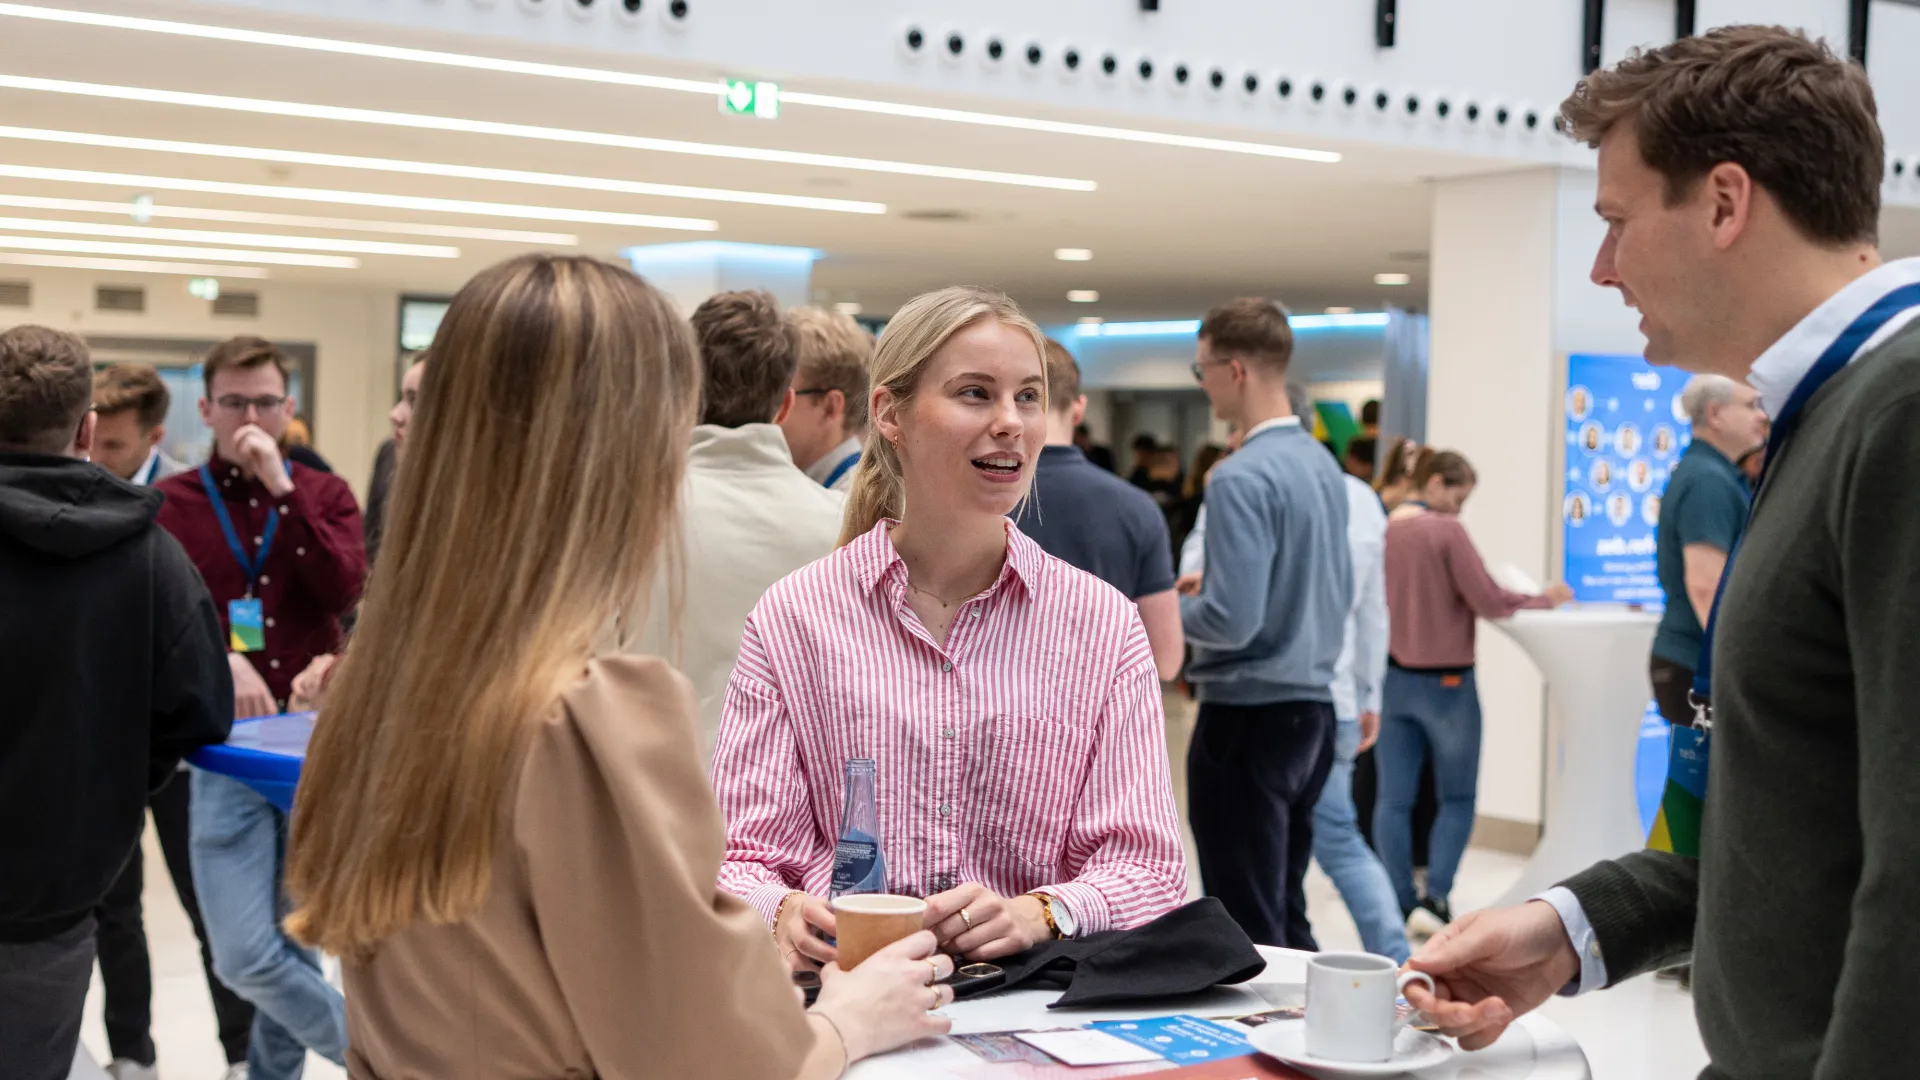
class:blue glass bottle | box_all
[828,758,887,898]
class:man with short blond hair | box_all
[1404,28,1920,1076]
[779,305,872,492]
[0,325,230,1080]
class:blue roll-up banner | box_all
[1564,353,1689,832]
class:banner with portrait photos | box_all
[1563,353,1692,608]
[1565,352,1691,833]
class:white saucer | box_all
[1247,1020,1454,1077]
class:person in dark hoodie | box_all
[0,324,231,1080]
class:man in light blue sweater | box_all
[1180,298,1352,949]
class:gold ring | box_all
[926,959,940,985]
[959,907,974,931]
[928,986,944,1012]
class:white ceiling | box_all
[1,3,1915,324]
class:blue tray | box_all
[188,712,315,812]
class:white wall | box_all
[1427,165,1642,828]
[182,0,1920,199]
[0,269,398,500]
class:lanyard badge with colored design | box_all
[1648,282,1920,857]
[202,462,291,653]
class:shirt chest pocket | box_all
[966,715,1096,871]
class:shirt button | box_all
[938,803,953,818]
[971,609,981,617]
[269,659,281,669]
[296,547,306,557]
[265,617,275,628]
[941,661,953,673]
[249,498,258,508]
[229,467,240,477]
[259,575,270,585]
[942,727,956,739]
[253,535,263,545]
[279,506,289,515]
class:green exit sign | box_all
[720,78,779,119]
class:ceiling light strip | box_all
[0,192,578,244]
[0,125,886,214]
[0,3,717,93]
[0,3,1340,164]
[777,91,1341,163]
[0,165,712,230]
[0,215,457,256]
[0,74,1098,192]
[0,234,358,267]
[0,251,269,278]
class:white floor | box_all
[80,696,1708,1080]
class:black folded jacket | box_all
[946,897,1266,1007]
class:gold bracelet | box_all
[808,1010,851,1078]
[1026,892,1063,940]
[772,890,804,940]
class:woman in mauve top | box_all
[1375,451,1572,937]
[712,287,1188,971]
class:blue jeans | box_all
[1373,667,1483,912]
[190,769,347,1080]
[1312,719,1411,962]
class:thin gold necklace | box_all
[907,579,984,607]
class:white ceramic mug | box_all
[1304,951,1435,1063]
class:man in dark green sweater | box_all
[1401,27,1920,1079]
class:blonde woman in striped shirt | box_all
[712,287,1188,969]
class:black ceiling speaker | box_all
[1376,0,1397,48]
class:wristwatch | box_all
[1027,892,1065,940]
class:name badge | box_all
[228,597,266,653]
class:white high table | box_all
[1488,607,1661,907]
[854,945,1591,1078]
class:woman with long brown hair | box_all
[284,254,952,1079]
[1374,450,1571,939]
[1373,435,1429,511]
[711,287,1186,973]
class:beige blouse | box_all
[343,656,816,1079]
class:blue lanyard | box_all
[1692,281,1920,713]
[138,452,161,486]
[823,449,861,490]
[199,462,291,597]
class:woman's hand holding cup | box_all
[775,892,838,972]
[810,931,954,1062]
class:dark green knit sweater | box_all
[1562,321,1920,1079]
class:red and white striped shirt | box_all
[712,519,1187,936]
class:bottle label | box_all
[829,830,886,897]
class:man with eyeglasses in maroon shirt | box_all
[153,335,364,1080]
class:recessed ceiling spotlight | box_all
[1054,247,1093,261]
[1068,289,1100,303]
[1324,306,1355,314]
[834,301,862,315]
[1373,272,1412,286]
[1077,316,1103,325]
